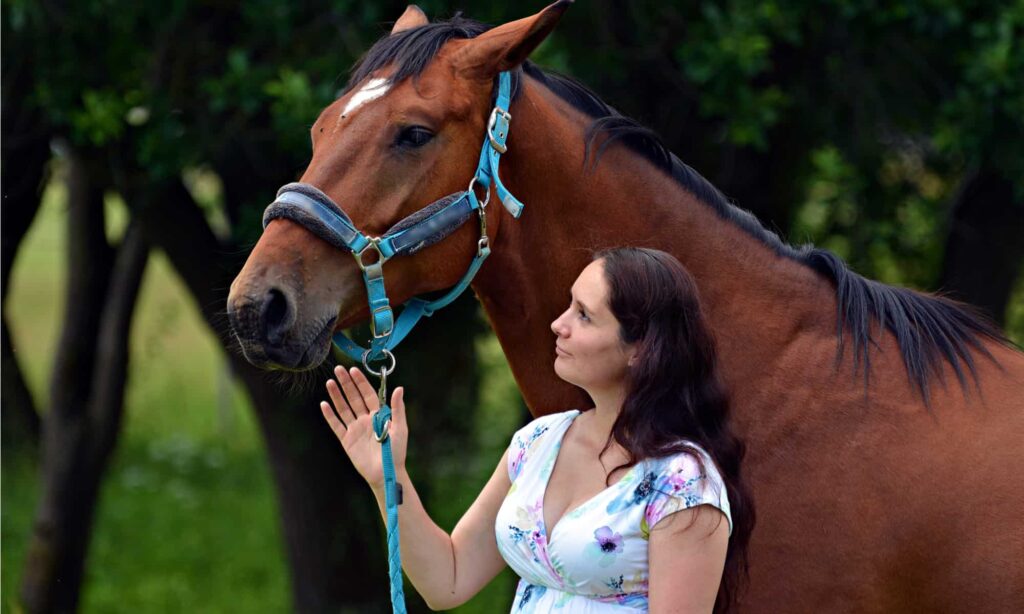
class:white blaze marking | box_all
[341,78,390,118]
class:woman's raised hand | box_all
[320,365,408,490]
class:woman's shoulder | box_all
[648,441,725,485]
[644,441,733,534]
[506,410,579,482]
[510,409,578,448]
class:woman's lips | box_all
[555,345,571,357]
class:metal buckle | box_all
[352,237,387,272]
[369,305,393,338]
[487,107,511,154]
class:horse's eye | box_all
[395,126,434,148]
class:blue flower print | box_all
[508,525,528,544]
[605,575,625,593]
[606,470,656,514]
[518,583,547,610]
[510,425,550,480]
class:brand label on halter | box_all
[342,78,390,118]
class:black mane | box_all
[346,15,1009,401]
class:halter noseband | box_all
[262,71,522,366]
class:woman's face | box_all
[550,259,635,392]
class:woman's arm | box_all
[321,366,510,610]
[648,505,729,614]
[370,450,511,610]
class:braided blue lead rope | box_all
[373,403,406,613]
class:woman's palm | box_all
[320,366,408,488]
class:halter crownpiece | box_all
[261,71,521,365]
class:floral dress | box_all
[495,410,732,612]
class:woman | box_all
[320,247,754,613]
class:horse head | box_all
[227,2,571,370]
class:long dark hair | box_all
[595,246,754,614]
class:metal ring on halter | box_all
[362,348,397,377]
[353,237,388,272]
[373,419,392,443]
[467,176,491,209]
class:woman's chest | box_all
[497,464,655,602]
[543,439,633,533]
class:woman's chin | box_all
[553,360,573,383]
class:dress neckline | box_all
[539,410,642,545]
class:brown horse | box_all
[227,3,1024,611]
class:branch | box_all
[86,219,149,465]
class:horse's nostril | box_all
[262,288,292,344]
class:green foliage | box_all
[678,1,800,148]
[791,145,949,287]
[935,1,1024,187]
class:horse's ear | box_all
[392,5,428,34]
[453,0,572,79]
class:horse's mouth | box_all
[237,315,337,371]
[298,316,337,367]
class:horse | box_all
[227,2,1024,610]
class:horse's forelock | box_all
[345,15,491,95]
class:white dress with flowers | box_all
[495,410,732,612]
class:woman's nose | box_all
[551,309,568,336]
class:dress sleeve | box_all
[644,449,733,536]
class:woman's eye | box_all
[395,126,434,148]
[578,309,589,322]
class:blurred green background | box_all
[4,178,524,612]
[3,0,1021,612]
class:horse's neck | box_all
[473,79,835,416]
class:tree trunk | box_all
[20,152,150,613]
[1,32,52,449]
[939,168,1024,325]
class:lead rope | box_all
[368,353,406,613]
[361,71,516,614]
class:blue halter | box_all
[261,71,522,613]
[262,71,521,367]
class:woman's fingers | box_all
[349,367,380,413]
[335,366,370,416]
[325,378,356,426]
[391,386,405,424]
[320,401,346,437]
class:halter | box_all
[261,71,522,614]
[262,71,522,367]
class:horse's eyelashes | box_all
[394,125,435,149]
